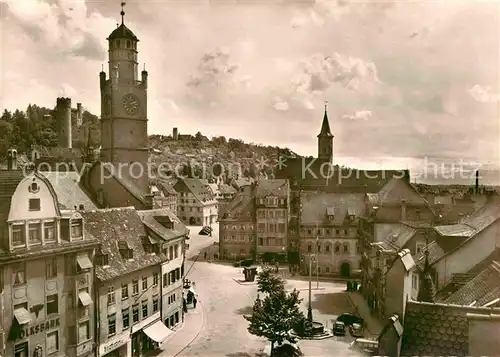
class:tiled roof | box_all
[233,178,253,188]
[434,195,454,205]
[219,184,236,195]
[255,179,288,198]
[219,194,254,221]
[156,181,177,196]
[384,225,417,249]
[0,170,26,224]
[413,240,445,269]
[373,177,428,207]
[80,207,168,281]
[435,224,476,237]
[371,240,398,254]
[207,183,219,195]
[434,202,477,224]
[461,196,500,232]
[444,261,500,307]
[401,301,500,356]
[137,208,189,241]
[431,197,500,264]
[41,171,98,210]
[436,246,500,301]
[275,158,410,194]
[174,178,215,203]
[300,192,365,226]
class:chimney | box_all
[144,194,154,210]
[173,127,179,140]
[56,97,72,148]
[475,170,479,195]
[6,148,17,170]
[76,103,83,127]
[401,199,407,221]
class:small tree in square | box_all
[257,267,284,294]
[244,289,304,356]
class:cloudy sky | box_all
[1,0,499,163]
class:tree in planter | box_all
[244,289,304,356]
[257,267,284,295]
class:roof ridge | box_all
[86,206,136,213]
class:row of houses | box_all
[217,172,487,277]
[0,161,188,357]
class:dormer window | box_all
[119,241,133,259]
[29,198,40,211]
[96,251,109,266]
[326,206,335,221]
[347,208,356,221]
[71,220,83,240]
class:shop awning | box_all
[143,321,173,343]
[14,308,31,325]
[76,254,93,270]
[78,291,93,306]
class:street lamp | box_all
[301,253,316,324]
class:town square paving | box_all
[172,225,366,357]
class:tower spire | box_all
[120,2,126,25]
[318,100,333,137]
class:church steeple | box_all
[318,101,333,138]
[317,100,334,162]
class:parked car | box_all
[349,338,379,355]
[336,313,364,326]
[333,321,346,336]
[349,323,364,337]
[198,226,213,236]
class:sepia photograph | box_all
[0,0,499,356]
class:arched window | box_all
[115,39,121,48]
[325,243,331,253]
[343,243,349,254]
[334,243,341,254]
[126,40,131,48]
[307,244,312,253]
[317,243,321,253]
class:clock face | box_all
[103,94,111,116]
[122,93,140,116]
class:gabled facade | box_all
[174,178,218,226]
[81,207,183,357]
[254,179,290,260]
[218,194,255,260]
[0,168,99,357]
[359,177,435,316]
[299,192,364,277]
[138,209,188,330]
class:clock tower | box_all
[99,4,149,195]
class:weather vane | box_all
[120,2,126,24]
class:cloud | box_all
[469,85,500,103]
[1,0,111,60]
[273,98,289,111]
[342,110,373,121]
[59,83,77,98]
[1,0,498,161]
